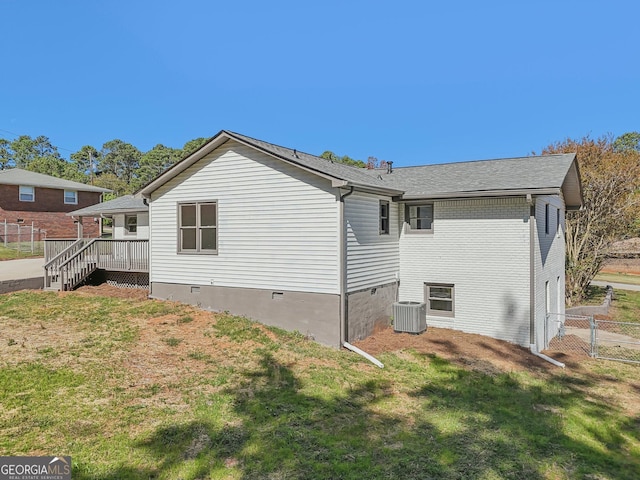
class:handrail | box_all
[44,238,79,263]
[43,238,88,289]
[54,239,149,291]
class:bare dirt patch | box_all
[354,326,569,373]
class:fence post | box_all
[30,222,34,253]
[589,316,596,358]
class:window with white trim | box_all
[125,214,137,234]
[406,204,433,233]
[19,185,34,202]
[64,190,78,204]
[179,201,217,253]
[379,200,389,235]
[425,283,454,317]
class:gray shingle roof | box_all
[225,131,403,194]
[67,195,147,217]
[364,153,578,198]
[140,130,581,207]
[0,168,111,193]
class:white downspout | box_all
[343,342,384,368]
[530,344,565,368]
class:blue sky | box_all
[1,0,639,166]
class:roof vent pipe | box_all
[387,161,393,174]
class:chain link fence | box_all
[1,220,46,255]
[546,313,640,364]
[594,320,640,364]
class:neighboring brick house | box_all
[0,168,110,238]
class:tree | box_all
[540,134,640,305]
[366,156,388,170]
[134,144,181,190]
[319,150,366,168]
[100,140,141,187]
[182,137,209,158]
[0,139,12,169]
[10,135,37,168]
[70,145,100,183]
[93,173,129,200]
[612,131,640,153]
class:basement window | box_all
[424,283,455,318]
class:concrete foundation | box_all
[346,282,398,342]
[150,282,342,347]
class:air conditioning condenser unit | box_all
[393,301,427,334]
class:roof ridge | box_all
[389,153,576,170]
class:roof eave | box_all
[397,188,562,202]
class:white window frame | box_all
[424,283,455,318]
[406,203,434,234]
[64,189,78,205]
[178,201,217,254]
[124,214,137,235]
[19,185,34,202]
[379,200,389,235]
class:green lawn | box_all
[0,244,43,260]
[0,290,639,479]
[595,271,640,286]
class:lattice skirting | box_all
[104,271,149,289]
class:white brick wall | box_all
[399,197,533,346]
[533,195,566,348]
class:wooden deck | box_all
[44,239,148,291]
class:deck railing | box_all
[44,238,90,289]
[44,239,148,290]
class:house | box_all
[67,195,149,240]
[0,168,110,238]
[134,130,582,352]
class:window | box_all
[125,214,137,234]
[545,204,549,234]
[179,201,217,253]
[19,185,34,202]
[425,283,454,317]
[64,190,78,204]
[379,201,389,235]
[406,204,433,232]
[556,207,561,234]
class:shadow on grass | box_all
[75,352,640,480]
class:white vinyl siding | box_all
[149,141,339,294]
[399,197,532,346]
[345,192,399,292]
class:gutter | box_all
[339,187,354,345]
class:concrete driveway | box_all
[591,280,640,292]
[0,258,45,293]
[0,258,45,281]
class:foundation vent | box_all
[393,302,427,334]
